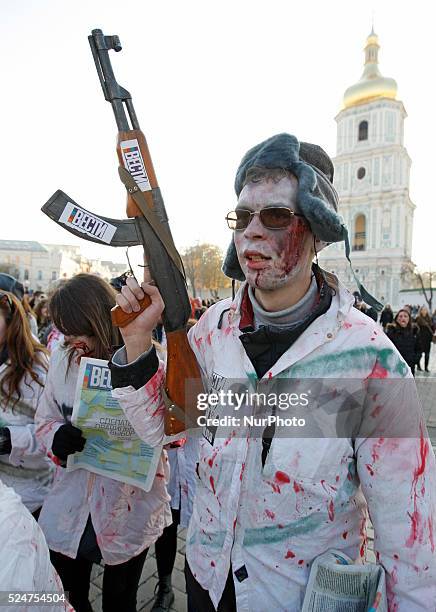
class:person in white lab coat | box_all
[0,480,72,612]
[110,134,436,611]
[35,274,171,612]
[0,290,53,517]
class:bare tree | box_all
[416,271,435,312]
[182,244,231,298]
[400,265,435,312]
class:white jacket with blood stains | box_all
[0,356,55,513]
[113,280,436,611]
[35,346,172,565]
[0,480,73,612]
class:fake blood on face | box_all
[249,220,310,289]
[280,218,310,276]
[234,178,313,291]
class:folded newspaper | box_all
[302,550,387,612]
[67,357,161,492]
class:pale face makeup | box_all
[234,176,314,292]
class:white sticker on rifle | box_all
[59,203,117,244]
[120,139,152,192]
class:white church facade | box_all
[320,29,415,309]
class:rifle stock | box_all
[165,330,204,435]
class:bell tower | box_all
[319,29,415,308]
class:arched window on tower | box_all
[358,120,368,141]
[353,214,366,251]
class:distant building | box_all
[319,29,415,309]
[89,259,127,281]
[0,240,82,291]
[0,240,126,292]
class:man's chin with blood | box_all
[245,219,312,290]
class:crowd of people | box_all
[353,296,435,376]
[0,132,435,612]
[0,271,201,612]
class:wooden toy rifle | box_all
[42,28,202,436]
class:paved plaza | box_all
[415,348,436,451]
[90,528,188,612]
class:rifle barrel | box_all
[89,28,137,132]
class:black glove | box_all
[52,423,86,461]
[0,427,12,454]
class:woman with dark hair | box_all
[415,306,434,372]
[34,298,53,346]
[0,290,53,518]
[379,304,393,330]
[22,293,38,336]
[35,274,171,612]
[386,309,421,376]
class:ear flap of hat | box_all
[222,236,245,282]
[288,159,347,244]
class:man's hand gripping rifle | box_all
[42,29,202,436]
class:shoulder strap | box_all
[118,167,185,278]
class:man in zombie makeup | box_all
[109,134,436,611]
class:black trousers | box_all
[418,346,431,370]
[155,507,180,578]
[185,560,236,612]
[50,547,148,612]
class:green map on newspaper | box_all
[67,358,160,492]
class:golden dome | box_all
[343,29,397,108]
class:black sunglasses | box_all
[226,207,305,231]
